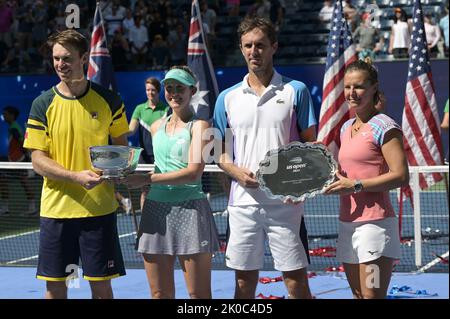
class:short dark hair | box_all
[237,17,277,45]
[3,106,20,120]
[47,29,89,57]
[145,77,161,92]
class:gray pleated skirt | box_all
[136,198,220,255]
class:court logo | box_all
[289,157,303,164]
[65,264,81,289]
[176,138,186,145]
[201,240,209,247]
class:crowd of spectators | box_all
[317,0,449,61]
[0,0,448,74]
[0,0,219,73]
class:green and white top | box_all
[148,115,206,202]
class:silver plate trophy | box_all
[89,145,143,179]
[256,142,337,202]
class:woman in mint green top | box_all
[121,66,219,299]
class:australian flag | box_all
[187,0,219,120]
[87,2,116,91]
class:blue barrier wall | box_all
[0,59,448,159]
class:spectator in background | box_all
[439,5,449,57]
[270,0,285,32]
[246,0,271,20]
[103,0,126,19]
[31,0,48,48]
[201,1,217,42]
[343,0,359,32]
[165,6,179,30]
[167,23,187,66]
[388,8,410,59]
[122,8,134,40]
[38,41,53,74]
[424,14,441,58]
[134,0,149,18]
[1,40,30,72]
[16,2,33,53]
[52,9,67,32]
[353,12,384,60]
[149,11,168,44]
[226,0,240,17]
[0,0,14,48]
[128,77,169,210]
[0,106,37,216]
[156,0,171,21]
[129,15,148,67]
[319,0,334,23]
[151,34,170,70]
[207,0,220,12]
[111,28,130,71]
[104,3,126,42]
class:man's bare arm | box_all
[31,150,101,189]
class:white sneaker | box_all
[121,198,132,215]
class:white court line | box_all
[0,229,39,241]
[119,232,136,238]
[0,212,139,242]
[4,231,137,265]
[6,255,39,265]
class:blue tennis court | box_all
[0,267,447,299]
[0,188,448,299]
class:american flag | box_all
[87,2,116,91]
[402,0,443,190]
[317,0,357,158]
[187,0,219,120]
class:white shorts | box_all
[226,204,309,272]
[337,217,401,264]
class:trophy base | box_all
[100,169,126,179]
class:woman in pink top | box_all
[324,59,409,299]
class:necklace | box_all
[169,117,180,135]
[353,122,363,131]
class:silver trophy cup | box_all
[89,145,143,179]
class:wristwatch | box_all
[353,180,363,193]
